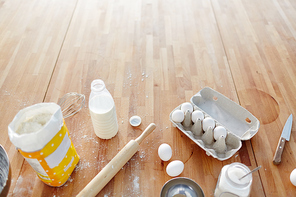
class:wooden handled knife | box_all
[273,114,293,165]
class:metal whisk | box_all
[57,92,85,118]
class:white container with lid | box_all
[214,162,253,197]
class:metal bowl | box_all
[160,177,205,197]
[0,145,11,197]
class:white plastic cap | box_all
[129,116,141,127]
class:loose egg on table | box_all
[166,160,184,177]
[181,102,193,113]
[290,168,296,186]
[172,110,184,123]
[214,126,227,140]
[202,117,215,131]
[191,110,204,122]
[158,143,172,161]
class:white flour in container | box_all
[16,113,52,134]
[8,103,80,187]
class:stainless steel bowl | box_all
[160,177,205,197]
[0,145,11,197]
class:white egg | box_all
[158,143,172,161]
[191,110,204,122]
[202,117,215,131]
[290,168,296,186]
[181,102,193,113]
[214,126,227,140]
[166,160,184,177]
[172,110,184,123]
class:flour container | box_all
[8,103,79,187]
[89,79,118,139]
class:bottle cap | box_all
[129,116,141,127]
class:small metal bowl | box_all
[0,145,11,197]
[160,177,205,197]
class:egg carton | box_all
[169,87,260,161]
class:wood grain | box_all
[77,123,156,197]
[0,0,78,196]
[1,0,295,196]
[212,0,296,195]
[43,0,256,196]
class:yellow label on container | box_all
[19,121,79,186]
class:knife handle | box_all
[273,137,286,165]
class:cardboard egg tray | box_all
[169,87,260,161]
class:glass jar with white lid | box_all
[214,162,252,197]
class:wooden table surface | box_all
[1,0,296,196]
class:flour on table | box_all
[133,176,140,190]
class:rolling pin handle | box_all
[135,123,156,144]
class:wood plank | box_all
[0,0,78,196]
[211,0,296,196]
[43,0,262,196]
[6,0,296,196]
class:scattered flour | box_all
[139,150,145,159]
[81,135,88,139]
[133,176,140,190]
[13,175,33,196]
[104,192,111,197]
[75,161,91,172]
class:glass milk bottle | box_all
[89,79,118,139]
[214,162,253,197]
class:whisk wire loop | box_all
[58,92,85,118]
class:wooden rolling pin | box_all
[77,123,156,197]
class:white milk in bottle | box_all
[89,79,118,139]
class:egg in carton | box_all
[169,87,260,161]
